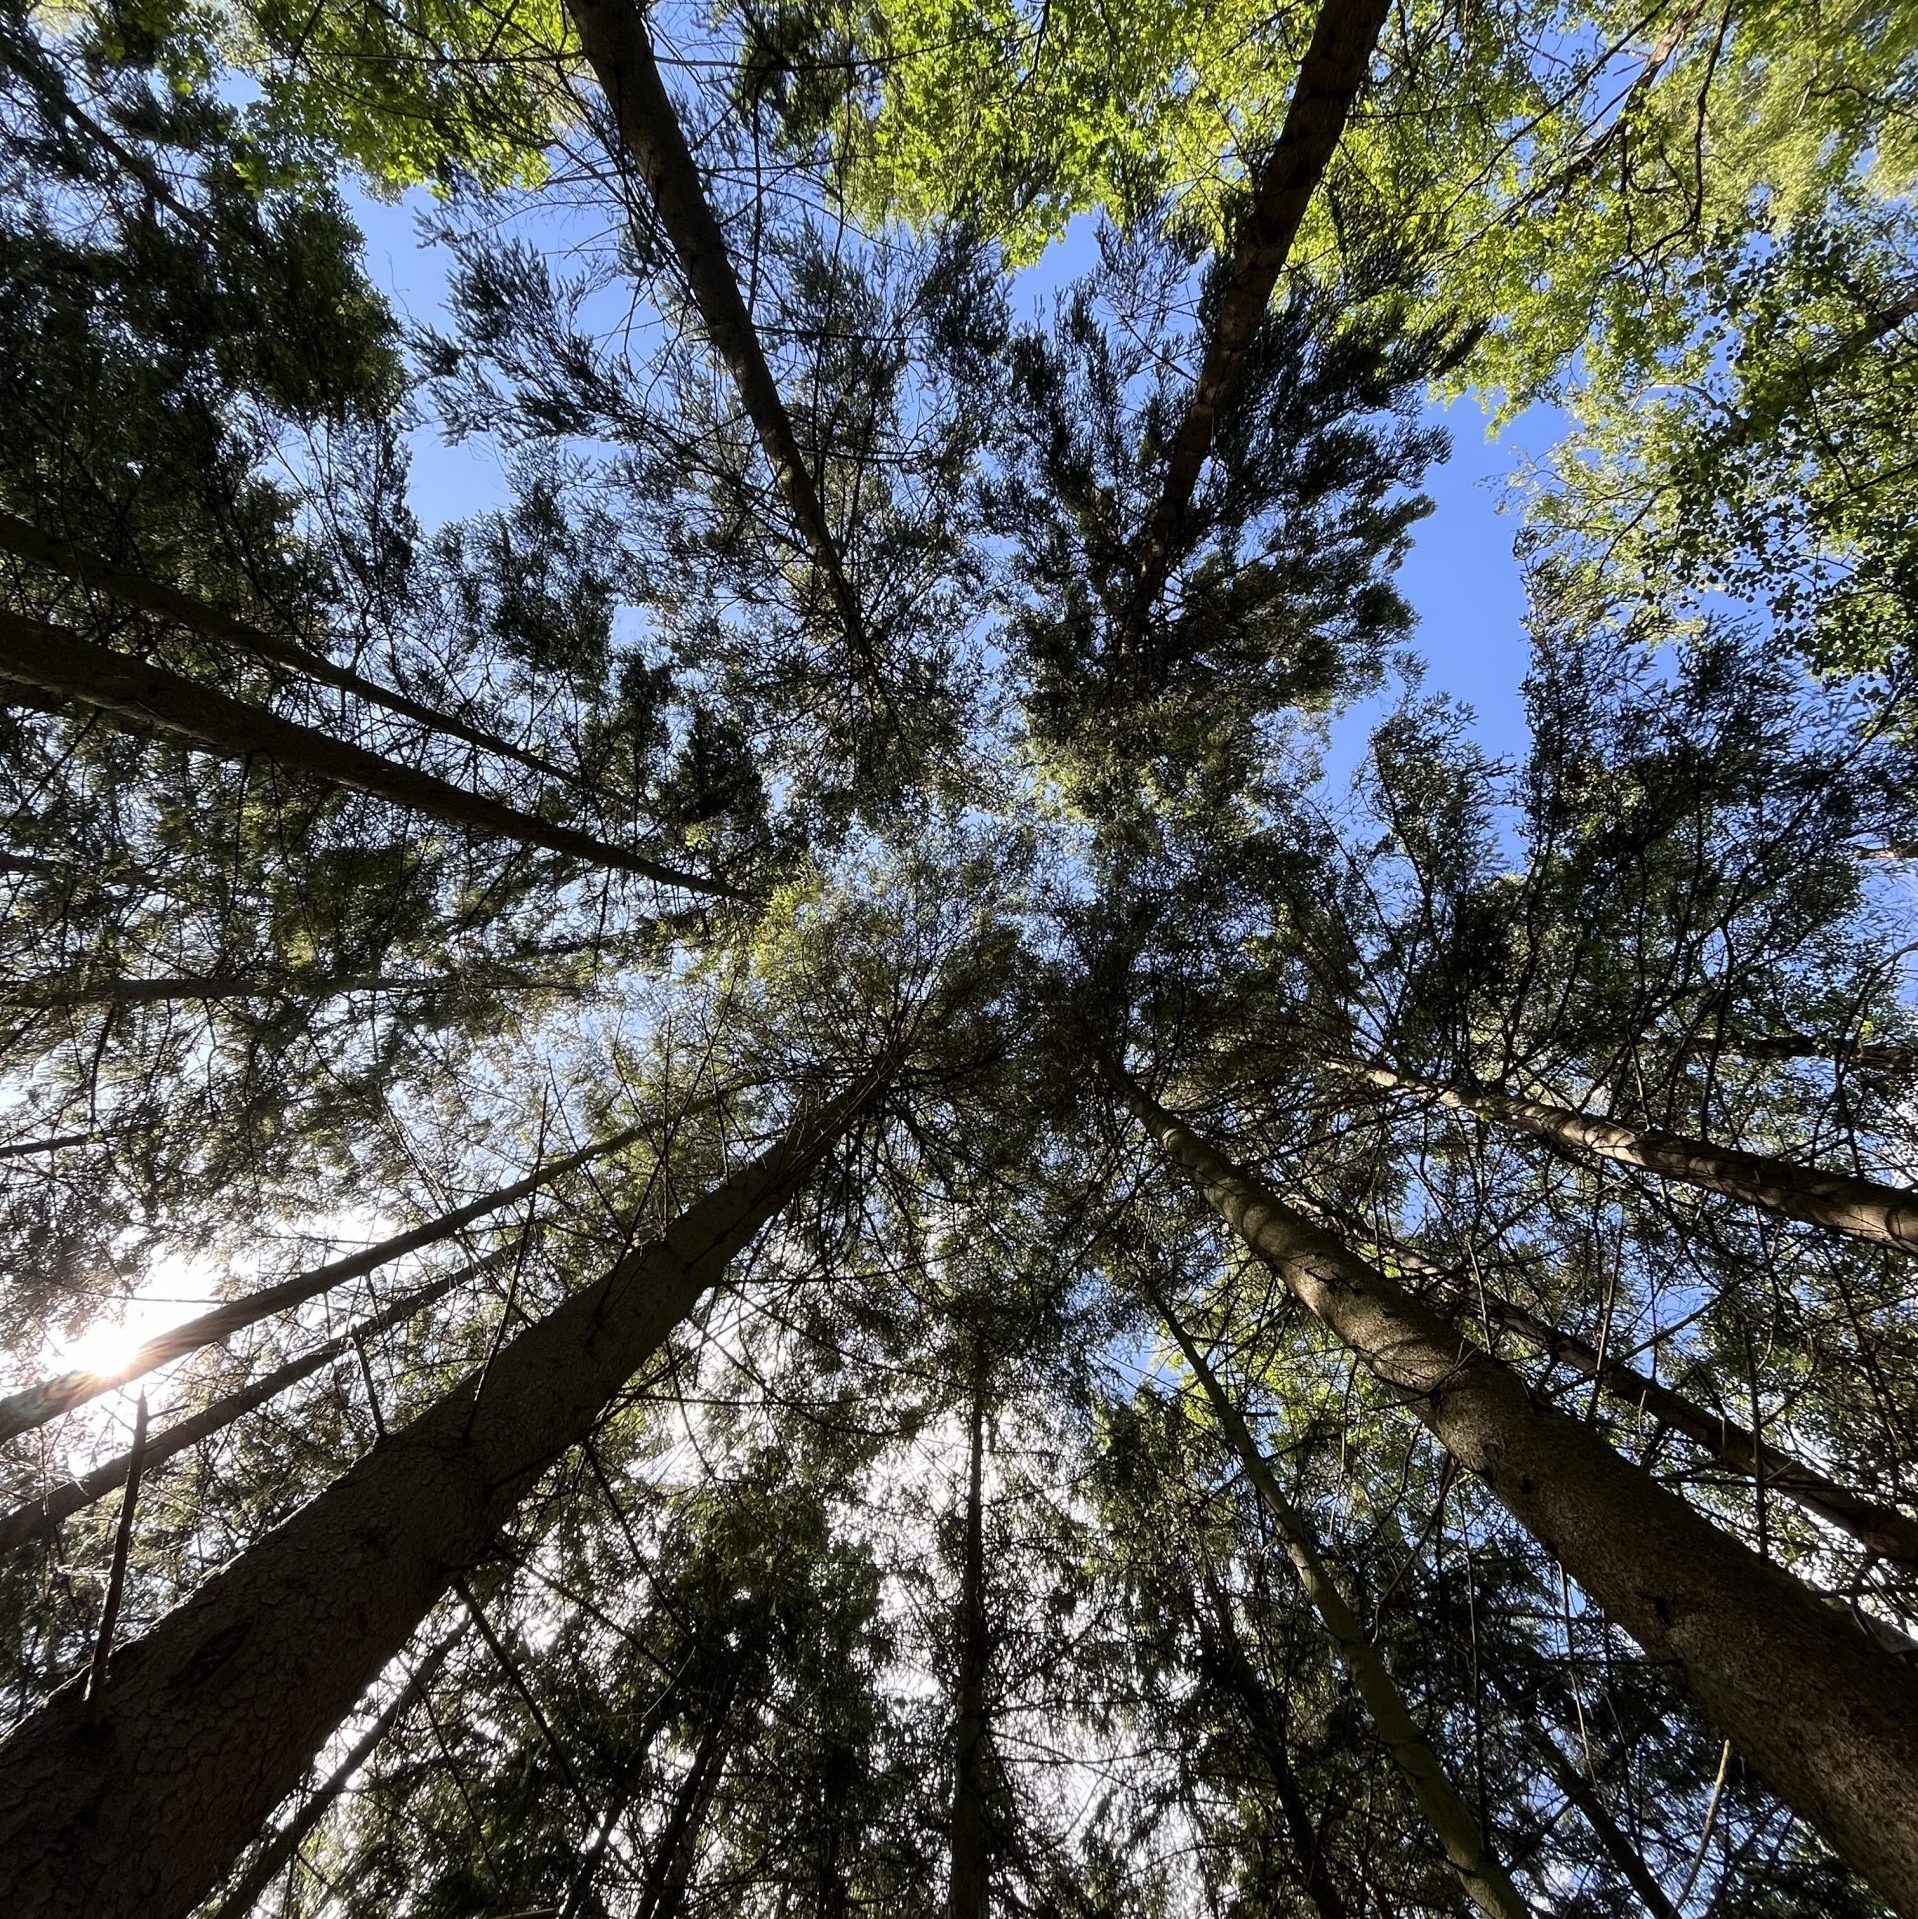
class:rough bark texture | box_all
[947,1373,992,1919]
[1130,0,1392,625]
[0,1264,478,1557]
[1341,1056,1918,1255]
[1405,1250,1918,1566]
[566,0,869,666]
[0,512,564,780]
[1120,1074,1918,1918]
[204,1625,465,1919]
[1164,1307,1526,1919]
[0,1124,645,1442]
[0,610,741,897]
[0,1083,872,1919]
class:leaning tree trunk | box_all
[0,1119,647,1442]
[0,609,741,897]
[565,0,871,673]
[1389,1242,1918,1566]
[204,1622,467,1919]
[1715,1032,1918,1073]
[0,1076,879,1919]
[1128,0,1392,632]
[1161,1304,1527,1919]
[1117,1072,1918,1918]
[0,511,563,781]
[1337,1056,1918,1256]
[632,1685,736,1919]
[947,1368,993,1919]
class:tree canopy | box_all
[3,2,1918,1916]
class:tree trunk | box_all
[632,1690,733,1919]
[0,1077,878,1919]
[1129,0,1392,628]
[1716,1032,1918,1073]
[0,512,564,782]
[1118,1073,1918,1918]
[1193,1565,1349,1919]
[1,966,574,1012]
[0,609,743,898]
[1161,1302,1527,1919]
[204,1623,466,1919]
[1514,1718,1680,1919]
[0,1260,484,1557]
[1337,1056,1918,1256]
[1397,1246,1918,1566]
[564,0,870,670]
[0,1120,648,1443]
[947,1369,992,1919]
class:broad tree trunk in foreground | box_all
[1339,1056,1918,1256]
[0,610,740,898]
[947,1370,992,1919]
[1399,1247,1918,1566]
[204,1623,466,1919]
[1129,0,1392,627]
[566,0,871,669]
[0,1080,875,1919]
[1194,1566,1348,1919]
[1119,1073,1918,1918]
[0,511,563,781]
[0,1121,646,1442]
[1162,1304,1527,1919]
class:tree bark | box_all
[1715,1032,1918,1074]
[0,966,574,1012]
[0,1121,647,1443]
[1337,1056,1918,1256]
[203,1623,466,1919]
[947,1368,992,1919]
[565,0,870,669]
[1129,0,1392,629]
[0,1261,485,1557]
[1161,1302,1526,1919]
[1118,1072,1918,1918]
[632,1689,734,1919]
[0,1077,876,1919]
[1397,1247,1918,1567]
[0,512,565,782]
[1515,1718,1681,1919]
[0,609,744,898]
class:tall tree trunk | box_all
[203,1622,467,1919]
[0,1120,647,1442]
[0,512,564,782]
[0,1076,879,1919]
[564,0,871,672]
[0,609,743,898]
[1129,0,1392,631]
[1393,1244,1918,1566]
[632,1689,734,1919]
[0,1259,488,1556]
[1117,1072,1918,1917]
[1713,1032,1918,1073]
[1193,1565,1349,1919]
[1161,1302,1527,1919]
[0,966,577,1012]
[947,1369,992,1919]
[1336,1056,1918,1256]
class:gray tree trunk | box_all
[0,609,742,898]
[1120,1072,1918,1918]
[947,1370,992,1919]
[0,1078,877,1919]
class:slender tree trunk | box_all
[948,1369,992,1919]
[1161,1302,1526,1919]
[1396,1246,1918,1566]
[1514,1718,1681,1919]
[0,1260,487,1557]
[564,0,870,670]
[1194,1566,1349,1919]
[1118,1072,1918,1917]
[1714,1032,1918,1073]
[0,1119,647,1442]
[632,1690,733,1919]
[0,966,574,1011]
[0,1076,879,1919]
[203,1623,466,1919]
[1337,1056,1918,1256]
[0,512,564,782]
[0,609,743,898]
[1129,0,1392,629]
